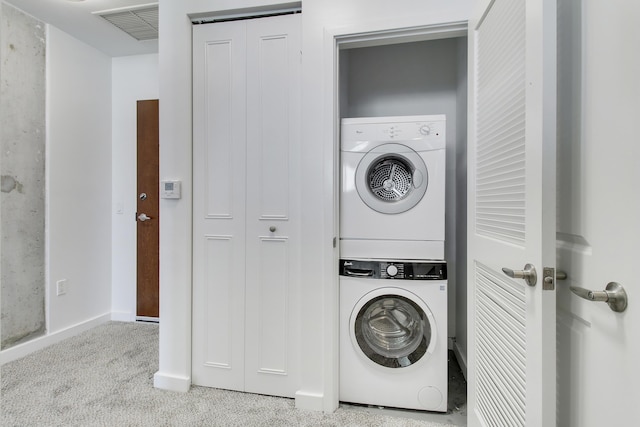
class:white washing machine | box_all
[339,259,448,412]
[340,115,446,260]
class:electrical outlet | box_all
[56,279,67,296]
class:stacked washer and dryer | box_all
[339,115,448,412]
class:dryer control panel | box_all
[339,259,447,280]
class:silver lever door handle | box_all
[502,263,537,287]
[137,213,152,222]
[570,282,628,313]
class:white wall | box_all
[47,26,112,333]
[157,0,474,410]
[111,54,159,322]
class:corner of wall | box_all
[153,371,191,393]
[295,390,327,412]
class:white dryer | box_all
[339,259,448,412]
[340,115,446,260]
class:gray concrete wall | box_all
[0,3,46,349]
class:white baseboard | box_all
[0,313,111,365]
[295,390,325,412]
[453,340,467,381]
[153,371,191,392]
[111,311,136,322]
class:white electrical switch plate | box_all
[161,180,181,199]
[56,279,67,296]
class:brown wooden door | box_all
[136,99,159,319]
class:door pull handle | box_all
[344,269,374,277]
[137,213,152,222]
[502,264,537,287]
[570,282,628,313]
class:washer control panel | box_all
[340,259,447,280]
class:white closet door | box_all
[192,13,301,398]
[244,14,301,398]
[467,0,557,426]
[192,21,247,391]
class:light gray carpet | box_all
[1,322,461,427]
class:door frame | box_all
[321,20,468,412]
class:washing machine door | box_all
[355,143,428,214]
[351,288,437,369]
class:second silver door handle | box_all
[570,282,628,313]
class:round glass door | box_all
[353,293,435,368]
[355,143,428,215]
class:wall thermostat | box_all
[161,180,181,199]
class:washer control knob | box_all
[419,125,431,135]
[386,264,399,277]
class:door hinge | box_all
[333,237,336,248]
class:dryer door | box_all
[355,143,428,214]
[350,288,437,369]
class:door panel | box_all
[136,99,159,319]
[245,14,301,398]
[192,14,300,398]
[556,1,640,425]
[468,0,557,426]
[192,21,247,391]
[255,237,289,374]
[203,235,234,369]
[204,40,236,219]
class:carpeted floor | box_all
[1,322,464,427]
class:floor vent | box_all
[95,4,158,41]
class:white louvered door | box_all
[467,0,557,426]
[192,14,301,398]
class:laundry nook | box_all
[2,1,638,426]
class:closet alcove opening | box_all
[330,22,470,397]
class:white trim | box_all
[321,19,469,413]
[153,371,191,392]
[135,316,159,323]
[92,3,158,16]
[337,21,468,50]
[0,313,111,365]
[189,2,301,24]
[111,311,136,322]
[295,391,326,412]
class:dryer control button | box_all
[419,125,431,135]
[386,264,399,277]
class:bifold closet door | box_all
[244,14,301,398]
[192,20,247,392]
[192,14,301,398]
